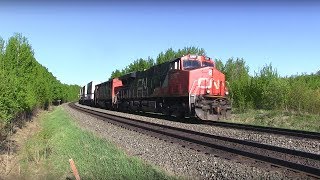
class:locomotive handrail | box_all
[188,79,198,112]
[225,81,233,107]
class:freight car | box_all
[81,54,231,121]
[79,85,86,104]
[79,81,99,106]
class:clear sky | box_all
[1,1,319,86]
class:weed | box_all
[20,107,175,179]
[228,109,320,132]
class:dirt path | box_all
[0,111,44,180]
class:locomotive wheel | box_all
[195,107,219,121]
[225,109,231,119]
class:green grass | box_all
[20,107,176,180]
[228,109,320,132]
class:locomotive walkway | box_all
[70,103,320,179]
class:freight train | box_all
[79,54,231,120]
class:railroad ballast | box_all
[79,54,232,120]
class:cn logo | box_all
[197,78,220,89]
[197,78,212,89]
[213,81,220,89]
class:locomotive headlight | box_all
[189,55,197,59]
[206,89,210,94]
[225,91,229,95]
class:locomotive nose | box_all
[209,68,224,96]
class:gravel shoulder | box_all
[63,104,302,179]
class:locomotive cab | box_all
[174,54,231,120]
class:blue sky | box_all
[1,2,319,86]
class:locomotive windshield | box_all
[183,60,201,70]
[202,61,214,67]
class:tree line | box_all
[215,58,320,114]
[0,34,80,133]
[110,47,206,79]
[110,46,320,115]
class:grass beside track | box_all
[20,106,175,179]
[229,109,320,132]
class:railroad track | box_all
[83,103,320,140]
[69,103,320,179]
[101,106,320,140]
[202,120,320,140]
